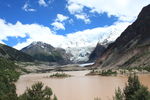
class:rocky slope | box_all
[21,42,71,64]
[94,4,150,68]
[88,43,106,62]
[0,43,34,62]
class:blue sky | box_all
[0,0,149,49]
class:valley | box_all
[0,2,150,100]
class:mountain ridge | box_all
[88,43,106,62]
[94,4,150,68]
[0,43,34,62]
[21,41,71,64]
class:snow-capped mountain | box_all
[65,46,95,63]
[20,28,120,63]
[21,41,71,64]
[21,41,96,63]
[62,29,122,62]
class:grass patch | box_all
[50,72,71,78]
[86,70,100,75]
[86,69,117,76]
[125,66,150,72]
[99,69,117,76]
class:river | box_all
[15,71,150,100]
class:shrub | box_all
[114,88,124,100]
[0,57,58,100]
[50,73,71,78]
[94,97,101,100]
[0,58,20,100]
[114,74,150,100]
[100,69,117,76]
[19,82,57,100]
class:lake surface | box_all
[16,71,150,100]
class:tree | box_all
[132,85,150,100]
[114,88,124,100]
[19,82,57,100]
[124,74,141,100]
[53,95,57,100]
[114,74,150,100]
[0,58,57,100]
[0,58,20,100]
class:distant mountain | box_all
[88,43,106,62]
[21,41,71,64]
[94,4,150,68]
[0,43,34,62]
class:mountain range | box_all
[0,41,96,64]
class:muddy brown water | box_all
[15,71,150,100]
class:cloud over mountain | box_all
[1,0,149,51]
[0,18,130,50]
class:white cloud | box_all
[38,0,48,7]
[66,2,91,24]
[22,1,36,12]
[0,41,5,44]
[51,14,69,30]
[0,18,130,50]
[75,14,90,24]
[0,19,64,49]
[67,3,83,14]
[55,14,69,22]
[65,21,130,48]
[51,22,65,30]
[66,0,150,22]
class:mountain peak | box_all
[24,41,55,50]
[31,41,45,45]
[30,41,52,47]
[138,4,150,20]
